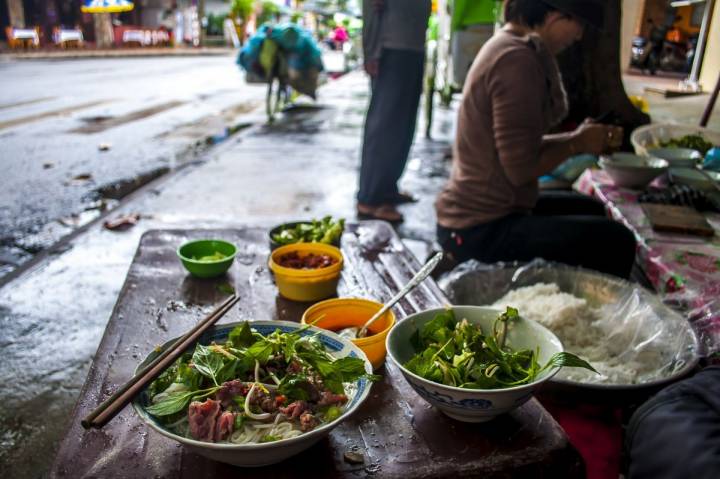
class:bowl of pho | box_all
[133,320,378,467]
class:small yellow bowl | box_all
[268,243,343,302]
[302,298,396,370]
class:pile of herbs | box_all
[660,134,714,155]
[272,216,345,246]
[144,321,379,422]
[404,307,596,389]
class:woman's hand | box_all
[364,59,379,77]
[575,119,624,155]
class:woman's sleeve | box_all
[487,50,546,186]
[362,0,382,61]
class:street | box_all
[0,54,266,280]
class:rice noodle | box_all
[491,283,662,384]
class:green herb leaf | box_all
[277,375,312,401]
[234,413,247,430]
[228,321,254,348]
[246,338,273,364]
[192,344,226,386]
[541,352,599,374]
[145,387,218,417]
[148,361,179,398]
[217,283,235,295]
[419,309,456,346]
[323,405,343,422]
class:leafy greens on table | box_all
[660,134,714,155]
[145,321,379,419]
[404,307,597,389]
[272,216,345,246]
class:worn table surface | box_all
[51,221,583,478]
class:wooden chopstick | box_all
[81,293,240,429]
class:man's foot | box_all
[389,191,418,204]
[357,203,404,223]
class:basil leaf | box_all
[192,344,225,385]
[332,357,369,381]
[148,361,178,398]
[228,321,254,348]
[419,309,456,346]
[217,283,235,295]
[145,390,200,417]
[246,339,273,364]
[542,352,599,374]
[277,375,312,401]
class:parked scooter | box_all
[631,20,666,75]
[631,35,658,74]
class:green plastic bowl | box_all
[177,239,237,278]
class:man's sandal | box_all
[356,203,404,223]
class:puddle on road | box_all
[0,97,56,111]
[96,167,169,200]
[70,100,187,134]
[155,101,261,141]
[0,99,114,131]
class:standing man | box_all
[357,0,432,223]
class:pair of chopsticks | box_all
[81,294,240,429]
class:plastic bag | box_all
[237,23,323,97]
[438,259,700,385]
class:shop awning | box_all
[81,0,134,13]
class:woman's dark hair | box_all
[503,0,558,28]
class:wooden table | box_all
[50,222,583,478]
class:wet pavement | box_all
[0,55,267,279]
[0,70,456,478]
[0,65,717,477]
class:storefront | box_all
[624,0,718,91]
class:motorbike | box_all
[631,35,659,74]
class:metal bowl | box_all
[599,154,669,189]
[439,261,700,404]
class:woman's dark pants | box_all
[437,192,637,278]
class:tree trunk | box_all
[7,0,25,28]
[556,0,650,144]
[93,13,114,49]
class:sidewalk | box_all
[0,46,235,61]
[0,70,454,478]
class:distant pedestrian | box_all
[357,0,432,223]
[333,24,349,50]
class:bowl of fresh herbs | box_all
[269,216,344,251]
[386,306,596,422]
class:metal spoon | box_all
[339,252,444,340]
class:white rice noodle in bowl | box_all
[438,260,699,396]
[132,321,373,467]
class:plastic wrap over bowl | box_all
[438,260,700,403]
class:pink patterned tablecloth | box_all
[576,169,720,357]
